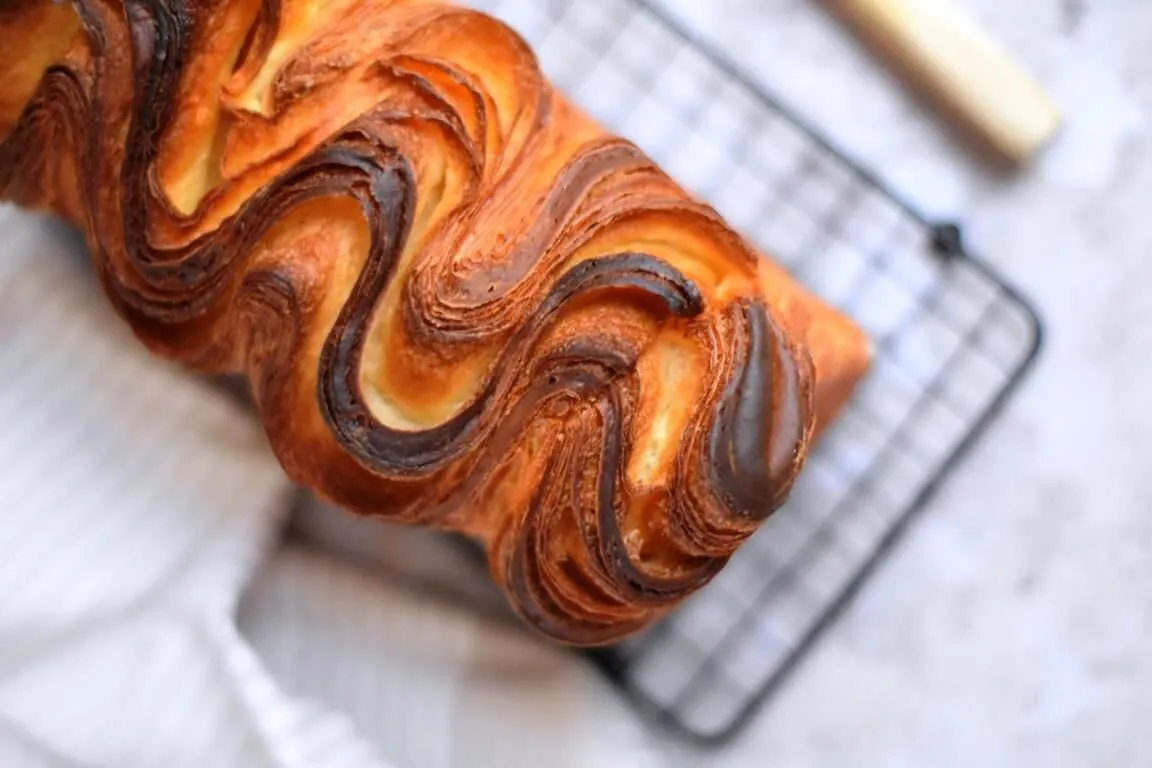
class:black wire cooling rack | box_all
[468,0,1044,748]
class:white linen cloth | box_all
[0,206,674,768]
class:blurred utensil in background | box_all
[821,0,1061,169]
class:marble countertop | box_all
[640,0,1151,765]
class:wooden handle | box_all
[822,0,1061,167]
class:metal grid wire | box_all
[468,0,1043,746]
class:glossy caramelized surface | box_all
[0,0,869,644]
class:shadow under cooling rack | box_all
[468,0,1044,747]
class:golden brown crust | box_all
[0,0,870,644]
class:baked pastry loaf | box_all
[0,0,870,644]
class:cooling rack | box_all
[468,0,1043,747]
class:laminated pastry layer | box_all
[0,0,870,644]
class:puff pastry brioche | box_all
[0,0,870,644]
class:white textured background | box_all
[642,0,1152,765]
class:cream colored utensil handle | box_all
[822,0,1061,166]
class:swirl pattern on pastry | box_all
[0,0,868,644]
